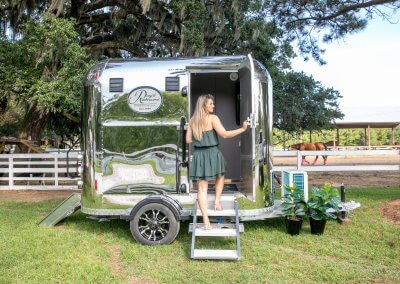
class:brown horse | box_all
[289,142,328,165]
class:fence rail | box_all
[273,145,400,151]
[272,149,400,172]
[0,153,81,190]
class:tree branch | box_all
[62,112,80,123]
[77,10,126,25]
[83,40,146,57]
[291,0,396,23]
[81,33,115,45]
[81,0,125,14]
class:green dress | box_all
[189,130,226,181]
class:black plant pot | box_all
[285,217,303,235]
[310,218,327,235]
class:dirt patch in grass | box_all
[104,243,125,275]
[381,199,400,224]
[54,224,73,232]
[307,171,400,188]
[101,242,157,284]
[0,190,79,202]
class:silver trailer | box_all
[80,54,279,246]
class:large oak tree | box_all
[0,14,90,141]
[0,0,398,142]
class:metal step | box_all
[197,208,236,217]
[192,249,239,260]
[38,193,81,226]
[195,228,237,237]
[189,223,244,237]
[190,198,242,260]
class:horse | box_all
[289,142,328,165]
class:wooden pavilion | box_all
[333,106,400,149]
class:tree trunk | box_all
[18,103,50,144]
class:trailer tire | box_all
[130,203,180,245]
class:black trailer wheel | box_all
[130,203,180,245]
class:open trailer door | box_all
[238,54,257,200]
[186,60,244,190]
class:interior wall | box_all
[190,73,241,179]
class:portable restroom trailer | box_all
[81,55,278,245]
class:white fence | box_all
[0,153,81,190]
[1,150,398,190]
[272,149,400,172]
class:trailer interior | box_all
[188,69,253,197]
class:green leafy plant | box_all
[307,182,340,220]
[281,183,307,220]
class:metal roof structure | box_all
[335,106,400,129]
[333,106,400,147]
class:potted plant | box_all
[307,182,340,235]
[281,183,307,235]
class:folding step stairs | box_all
[189,197,244,260]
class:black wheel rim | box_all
[138,209,170,241]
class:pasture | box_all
[0,187,399,283]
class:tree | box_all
[273,71,343,133]
[0,14,91,141]
[1,1,398,60]
[1,1,398,141]
[262,0,400,63]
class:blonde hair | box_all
[189,94,214,141]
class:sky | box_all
[291,9,400,109]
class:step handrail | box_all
[234,199,241,259]
[190,199,198,258]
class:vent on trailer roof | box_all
[165,77,179,91]
[109,78,123,92]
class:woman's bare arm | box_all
[211,115,248,139]
[186,124,193,144]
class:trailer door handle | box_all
[247,113,256,128]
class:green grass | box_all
[1,187,399,283]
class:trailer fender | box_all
[121,194,189,221]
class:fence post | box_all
[8,156,13,190]
[297,151,301,170]
[54,155,59,187]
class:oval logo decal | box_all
[127,86,163,113]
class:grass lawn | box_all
[0,187,399,283]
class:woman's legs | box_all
[197,179,211,228]
[214,176,224,210]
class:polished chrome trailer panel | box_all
[81,55,274,214]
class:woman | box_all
[186,94,248,229]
